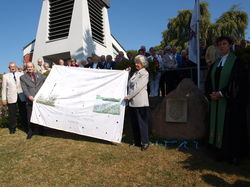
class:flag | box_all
[188,0,200,64]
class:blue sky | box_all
[0,0,249,74]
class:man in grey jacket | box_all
[20,62,46,139]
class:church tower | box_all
[28,0,125,65]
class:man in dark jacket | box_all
[20,62,46,139]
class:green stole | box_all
[209,53,236,148]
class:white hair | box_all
[134,55,148,67]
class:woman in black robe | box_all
[205,36,249,164]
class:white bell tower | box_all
[31,0,125,65]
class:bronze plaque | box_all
[166,98,187,123]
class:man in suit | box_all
[104,55,116,69]
[90,55,104,69]
[163,46,178,94]
[98,55,106,69]
[84,57,93,68]
[2,62,28,134]
[140,45,150,57]
[20,62,46,139]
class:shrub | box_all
[0,75,8,128]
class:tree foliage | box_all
[161,2,210,49]
[126,50,138,57]
[207,6,248,44]
[161,9,192,49]
[161,2,248,49]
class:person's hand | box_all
[209,92,222,100]
[124,97,129,102]
[125,67,131,72]
[2,100,7,105]
[28,96,35,102]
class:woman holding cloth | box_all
[205,36,249,164]
[124,55,150,151]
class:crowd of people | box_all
[23,37,248,97]
[1,36,249,160]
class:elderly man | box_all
[163,46,178,94]
[104,55,116,69]
[99,55,106,69]
[148,47,163,96]
[140,45,150,57]
[2,62,28,134]
[84,57,93,68]
[35,58,45,73]
[205,37,220,67]
[117,51,126,62]
[20,62,46,139]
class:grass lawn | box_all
[0,127,250,187]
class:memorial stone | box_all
[151,78,209,140]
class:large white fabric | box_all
[31,65,128,143]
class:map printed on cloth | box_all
[31,65,129,143]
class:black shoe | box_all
[141,144,149,151]
[9,129,16,134]
[26,131,33,139]
[215,152,225,162]
[129,143,141,147]
[229,158,239,166]
[215,156,224,162]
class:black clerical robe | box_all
[205,52,249,159]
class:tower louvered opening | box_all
[88,0,105,45]
[48,0,75,41]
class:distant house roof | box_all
[111,34,126,52]
[23,39,35,50]
[102,0,110,8]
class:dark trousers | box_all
[159,72,166,96]
[165,71,178,95]
[129,107,150,145]
[26,103,44,134]
[7,97,28,132]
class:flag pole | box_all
[196,0,200,89]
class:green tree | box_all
[207,5,248,44]
[126,50,138,57]
[161,10,192,49]
[160,3,248,48]
[161,2,210,49]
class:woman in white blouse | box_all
[124,55,150,151]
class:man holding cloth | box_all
[20,62,46,139]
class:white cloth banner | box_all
[31,66,128,143]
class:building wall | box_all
[31,0,125,66]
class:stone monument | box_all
[151,78,209,140]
